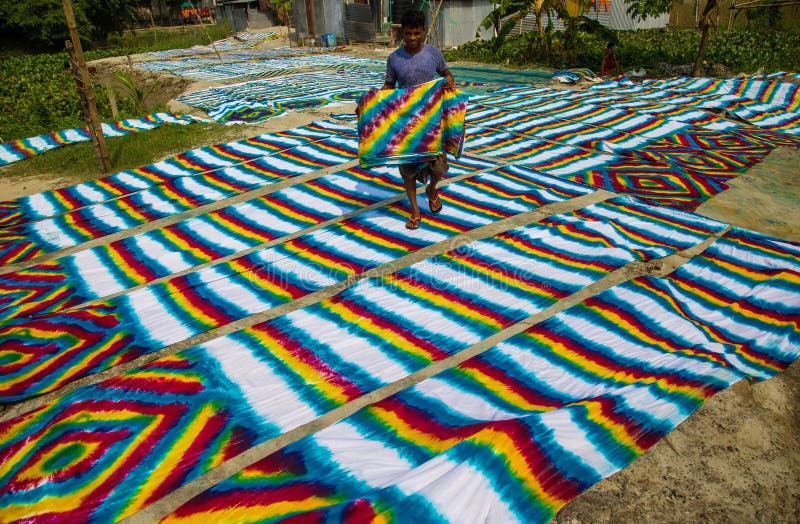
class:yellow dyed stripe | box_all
[309,184,369,208]
[387,276,503,330]
[104,246,148,286]
[470,427,565,509]
[163,281,219,328]
[172,155,205,172]
[581,399,644,455]
[281,242,356,276]
[198,174,241,194]
[323,300,435,363]
[158,183,195,210]
[48,190,76,213]
[206,212,272,244]
[455,366,556,412]
[552,224,616,250]
[715,257,800,286]
[159,497,342,524]
[115,199,149,225]
[61,213,97,240]
[229,260,295,302]
[125,370,202,387]
[128,168,166,185]
[367,405,464,454]
[243,327,352,405]
[121,403,220,518]
[93,179,124,197]
[160,229,215,263]
[265,200,318,225]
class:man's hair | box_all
[400,9,426,29]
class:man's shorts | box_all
[399,153,448,184]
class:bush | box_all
[0,25,231,141]
[445,28,800,75]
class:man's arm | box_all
[381,80,396,90]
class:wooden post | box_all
[62,0,112,174]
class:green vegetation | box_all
[0,121,237,182]
[0,25,231,142]
[104,23,232,55]
[445,28,800,75]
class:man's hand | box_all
[442,70,455,90]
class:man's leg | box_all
[426,154,447,214]
[399,163,422,229]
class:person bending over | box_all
[382,9,455,230]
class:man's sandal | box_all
[426,188,443,214]
[405,216,421,230]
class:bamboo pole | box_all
[62,0,111,173]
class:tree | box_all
[692,0,720,76]
[0,0,137,49]
[478,0,561,65]
[478,0,615,66]
[623,0,717,76]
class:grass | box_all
[0,120,244,186]
[103,23,233,55]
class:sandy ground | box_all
[1,33,798,522]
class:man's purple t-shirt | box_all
[385,44,448,88]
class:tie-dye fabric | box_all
[0,113,210,167]
[2,63,800,524]
[357,78,468,167]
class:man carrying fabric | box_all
[382,9,455,230]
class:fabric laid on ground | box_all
[0,113,210,167]
[0,134,358,266]
[2,63,800,523]
[588,76,800,135]
[0,120,354,228]
[176,71,383,125]
[156,227,800,524]
[357,78,469,167]
[0,195,734,521]
[464,85,794,209]
[138,52,383,84]
[135,31,278,60]
[0,155,494,323]
[1,163,604,401]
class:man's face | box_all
[402,25,425,53]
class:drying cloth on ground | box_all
[357,78,468,168]
[0,113,210,167]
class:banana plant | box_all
[114,70,162,115]
[478,0,616,66]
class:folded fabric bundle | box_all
[357,77,468,168]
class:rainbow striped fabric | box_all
[357,78,469,167]
[1,67,800,524]
[588,76,800,135]
[0,113,210,167]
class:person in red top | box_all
[600,41,621,76]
